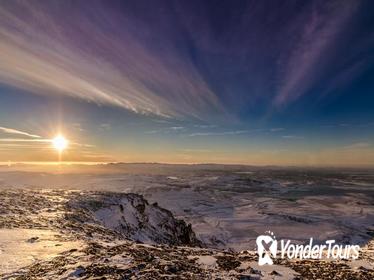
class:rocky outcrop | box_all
[3,239,374,279]
[66,192,202,247]
[1,190,373,280]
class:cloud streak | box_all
[282,135,304,139]
[270,128,284,132]
[0,0,371,125]
[0,138,50,142]
[189,130,248,137]
[0,126,41,138]
[274,0,360,106]
[343,142,371,149]
[0,1,224,120]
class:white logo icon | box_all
[255,232,360,265]
[256,232,277,265]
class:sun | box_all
[52,135,68,152]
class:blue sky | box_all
[0,0,373,166]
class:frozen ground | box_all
[0,188,373,279]
[1,164,373,251]
[0,228,82,274]
[0,164,373,278]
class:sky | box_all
[0,0,374,166]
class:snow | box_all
[249,261,300,280]
[0,229,82,274]
[349,259,374,270]
[0,171,372,279]
[188,255,217,268]
[0,164,373,252]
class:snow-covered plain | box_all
[0,164,373,279]
[0,229,82,274]
[0,164,373,251]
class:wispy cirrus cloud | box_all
[282,135,304,139]
[343,142,371,149]
[0,138,50,143]
[189,130,248,137]
[170,126,184,131]
[0,138,96,153]
[0,1,224,120]
[144,126,185,134]
[193,124,218,129]
[321,122,374,128]
[270,128,284,132]
[0,126,41,138]
[0,0,371,126]
[274,0,360,107]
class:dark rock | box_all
[239,275,261,280]
[216,255,241,271]
[27,237,39,243]
[270,270,282,276]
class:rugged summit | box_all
[66,192,201,246]
[0,189,373,279]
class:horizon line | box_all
[1,161,374,169]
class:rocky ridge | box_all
[0,189,373,279]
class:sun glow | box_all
[52,135,68,152]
